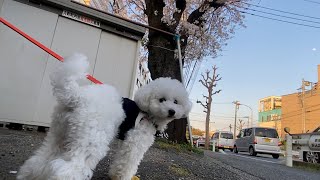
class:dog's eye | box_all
[174,100,178,104]
[159,98,166,103]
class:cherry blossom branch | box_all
[187,0,226,25]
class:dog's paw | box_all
[131,175,140,180]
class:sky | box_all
[188,0,320,133]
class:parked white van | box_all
[211,131,235,151]
[234,127,281,159]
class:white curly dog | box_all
[17,54,192,180]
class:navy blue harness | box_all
[117,98,141,140]
[117,98,159,140]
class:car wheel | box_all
[304,151,320,164]
[229,148,233,152]
[249,147,257,156]
[272,154,280,159]
[233,146,238,153]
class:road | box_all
[0,128,262,180]
[205,150,320,180]
[1,128,319,180]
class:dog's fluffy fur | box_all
[17,53,192,180]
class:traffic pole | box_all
[285,134,293,167]
[176,35,193,147]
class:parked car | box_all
[192,135,201,146]
[196,137,207,147]
[290,126,320,164]
[211,131,234,151]
[234,127,281,159]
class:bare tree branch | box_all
[198,100,207,109]
[213,89,222,95]
[206,70,210,80]
[203,95,209,99]
[208,76,214,83]
[199,79,209,88]
[214,73,221,80]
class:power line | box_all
[187,60,202,94]
[243,7,320,24]
[190,114,235,119]
[262,106,320,122]
[190,99,233,105]
[301,0,320,5]
[242,2,320,20]
[240,11,320,29]
[283,103,320,115]
[190,111,234,117]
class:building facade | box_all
[258,96,282,138]
[259,66,320,139]
[281,66,320,137]
[75,0,127,17]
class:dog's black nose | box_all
[168,109,175,117]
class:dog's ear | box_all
[134,85,151,112]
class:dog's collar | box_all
[135,112,158,130]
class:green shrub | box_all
[155,139,203,155]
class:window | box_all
[267,115,271,122]
[212,133,219,139]
[255,128,279,138]
[245,128,252,137]
[220,133,233,139]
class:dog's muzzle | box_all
[168,109,175,117]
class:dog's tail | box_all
[50,53,89,107]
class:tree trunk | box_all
[145,0,189,143]
[147,31,188,143]
[205,98,212,150]
[143,0,227,143]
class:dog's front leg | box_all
[108,120,156,180]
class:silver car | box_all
[211,131,235,151]
[234,127,281,159]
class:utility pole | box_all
[300,79,312,133]
[197,65,221,150]
[233,101,240,139]
[299,79,313,133]
[301,79,306,133]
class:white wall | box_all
[0,0,4,12]
[93,31,139,97]
[33,16,102,126]
[0,0,140,126]
[0,0,58,125]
